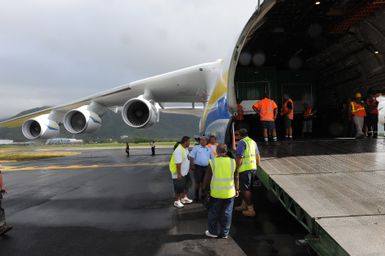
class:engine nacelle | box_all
[63,106,102,134]
[22,114,60,140]
[122,97,159,128]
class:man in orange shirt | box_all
[350,92,366,139]
[281,94,294,139]
[252,94,278,142]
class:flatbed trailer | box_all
[257,139,385,256]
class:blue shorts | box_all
[261,121,276,130]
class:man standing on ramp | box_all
[253,94,278,142]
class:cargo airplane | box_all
[1,0,385,142]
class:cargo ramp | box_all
[257,139,385,256]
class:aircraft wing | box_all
[0,60,222,129]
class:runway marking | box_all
[2,162,169,172]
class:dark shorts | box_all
[173,173,192,194]
[261,121,276,130]
[193,165,208,184]
[239,170,256,192]
[283,115,292,129]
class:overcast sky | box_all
[0,0,257,118]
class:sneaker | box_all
[181,197,193,204]
[235,200,247,211]
[204,230,218,238]
[0,225,12,236]
[173,201,184,208]
[219,235,228,239]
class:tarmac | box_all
[0,147,309,256]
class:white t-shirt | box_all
[377,95,385,125]
[174,147,190,177]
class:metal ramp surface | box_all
[258,139,385,256]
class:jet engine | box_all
[22,114,60,140]
[64,106,102,134]
[122,97,159,128]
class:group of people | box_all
[237,94,316,141]
[125,141,156,157]
[343,91,380,139]
[169,129,260,239]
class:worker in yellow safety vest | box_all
[350,92,366,139]
[203,144,239,238]
[235,129,260,217]
[169,136,193,208]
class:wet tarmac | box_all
[0,148,309,256]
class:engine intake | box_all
[22,114,60,140]
[122,97,159,128]
[64,106,102,134]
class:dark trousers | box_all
[208,197,234,237]
[151,147,155,156]
[366,114,378,137]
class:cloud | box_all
[0,0,257,118]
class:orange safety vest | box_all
[282,99,294,120]
[351,101,366,117]
[366,98,378,115]
[303,107,313,119]
[207,143,218,157]
[253,98,277,122]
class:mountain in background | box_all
[0,107,200,142]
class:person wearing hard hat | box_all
[0,165,12,236]
[203,144,238,239]
[350,92,366,139]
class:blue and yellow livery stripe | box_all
[200,71,230,133]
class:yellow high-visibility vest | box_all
[239,136,257,173]
[169,144,186,179]
[209,157,236,199]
